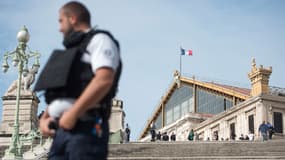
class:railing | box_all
[20,129,42,152]
[270,86,285,96]
[19,129,52,159]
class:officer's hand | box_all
[40,116,55,137]
[59,109,77,130]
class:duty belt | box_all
[48,104,106,138]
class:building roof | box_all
[207,82,251,96]
[138,74,251,140]
[180,77,250,100]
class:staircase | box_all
[108,139,285,160]
[1,139,285,159]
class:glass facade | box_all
[164,85,194,125]
[153,84,235,129]
[197,88,233,114]
[154,111,162,129]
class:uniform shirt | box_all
[48,31,120,118]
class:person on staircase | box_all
[125,123,131,143]
[266,122,274,140]
[188,129,194,141]
[259,121,269,141]
[170,132,176,141]
[156,131,161,141]
[248,131,254,141]
[239,134,245,140]
[162,132,169,141]
[150,123,156,142]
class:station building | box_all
[139,59,285,141]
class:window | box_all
[181,100,188,116]
[189,97,194,112]
[230,123,236,140]
[197,88,233,114]
[173,105,180,121]
[154,112,162,129]
[273,112,283,133]
[248,115,254,134]
[164,85,193,125]
[166,109,173,125]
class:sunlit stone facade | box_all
[139,60,285,141]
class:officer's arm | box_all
[68,67,114,117]
[59,33,118,130]
[59,67,114,130]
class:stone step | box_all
[108,140,285,158]
[2,139,285,160]
[108,156,285,160]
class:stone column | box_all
[0,91,39,135]
[240,112,246,136]
[109,99,125,133]
[109,99,125,143]
[267,104,273,125]
[222,121,229,140]
[255,100,266,137]
[248,58,272,97]
[236,114,242,138]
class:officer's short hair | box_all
[61,1,91,26]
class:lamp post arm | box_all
[4,51,17,58]
[28,51,41,58]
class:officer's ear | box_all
[68,15,77,26]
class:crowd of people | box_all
[121,121,275,143]
[146,121,275,142]
[149,123,177,142]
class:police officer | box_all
[37,1,121,159]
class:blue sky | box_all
[0,0,285,140]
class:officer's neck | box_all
[73,24,91,33]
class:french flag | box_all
[180,47,193,56]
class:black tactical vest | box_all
[34,29,122,119]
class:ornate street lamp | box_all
[2,26,40,159]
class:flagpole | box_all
[179,46,192,76]
[180,54,182,75]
